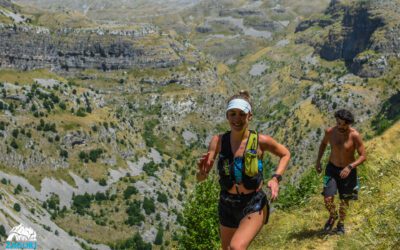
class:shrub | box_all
[79,149,103,163]
[72,193,92,215]
[95,192,107,202]
[179,178,220,250]
[49,93,59,104]
[154,227,164,245]
[76,107,86,117]
[143,119,160,148]
[13,203,21,212]
[113,232,151,250]
[43,99,54,112]
[124,186,138,199]
[60,149,68,158]
[58,102,66,110]
[14,184,22,194]
[157,192,168,204]
[89,149,103,162]
[125,201,145,226]
[0,225,6,237]
[143,197,155,215]
[10,140,18,149]
[79,151,88,161]
[86,106,92,113]
[143,161,158,176]
[12,129,19,138]
[47,194,60,210]
[98,178,107,186]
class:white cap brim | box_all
[226,99,251,114]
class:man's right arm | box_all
[316,128,330,173]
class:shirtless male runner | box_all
[316,109,366,234]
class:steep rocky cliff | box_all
[296,0,400,77]
[0,24,192,71]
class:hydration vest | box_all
[217,130,263,191]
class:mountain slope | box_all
[251,121,400,250]
[1,0,400,248]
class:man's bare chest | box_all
[330,135,354,150]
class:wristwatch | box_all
[347,164,354,170]
[272,174,282,183]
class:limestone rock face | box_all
[295,0,400,78]
[351,53,388,78]
[319,4,384,62]
[0,24,184,71]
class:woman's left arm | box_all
[259,134,291,200]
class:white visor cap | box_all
[226,99,252,114]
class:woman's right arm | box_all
[196,135,220,182]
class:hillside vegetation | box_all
[251,121,400,250]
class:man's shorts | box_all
[218,190,269,228]
[322,162,359,200]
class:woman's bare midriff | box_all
[226,181,263,195]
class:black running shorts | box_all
[322,162,359,200]
[218,190,269,228]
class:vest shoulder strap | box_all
[242,130,260,177]
[245,130,258,152]
[220,131,233,159]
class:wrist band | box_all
[272,174,282,183]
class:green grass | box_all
[0,14,13,24]
[35,11,94,29]
[0,69,65,85]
